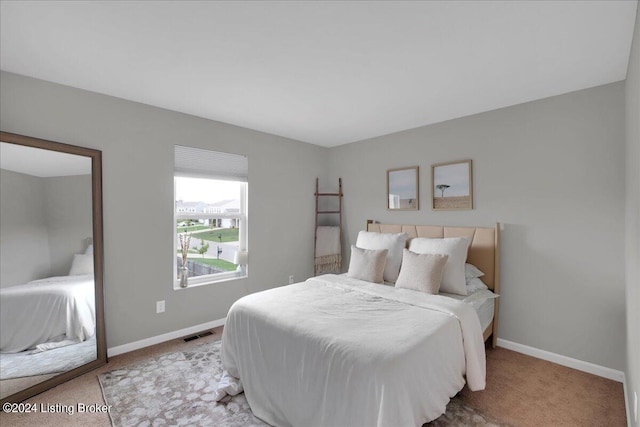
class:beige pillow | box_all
[347,246,388,284]
[395,249,449,294]
[408,236,471,295]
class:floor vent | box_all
[183,330,215,342]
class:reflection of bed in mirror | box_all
[0,272,97,397]
[1,273,96,352]
[0,131,106,403]
[1,241,95,354]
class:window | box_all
[174,146,248,288]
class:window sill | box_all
[173,271,247,290]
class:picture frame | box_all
[387,166,419,210]
[431,159,473,210]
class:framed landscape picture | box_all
[387,166,419,210]
[431,159,473,210]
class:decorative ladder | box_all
[314,177,343,275]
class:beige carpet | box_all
[461,345,627,426]
[0,327,627,426]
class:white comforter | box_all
[221,274,486,427]
[0,274,95,353]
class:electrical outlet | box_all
[288,275,294,285]
[156,300,165,313]
[634,391,637,422]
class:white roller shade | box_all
[175,145,248,182]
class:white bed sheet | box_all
[0,274,95,353]
[440,289,497,332]
[221,274,486,427]
[478,298,495,331]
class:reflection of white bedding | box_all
[0,274,95,353]
[221,274,486,426]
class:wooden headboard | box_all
[366,220,501,346]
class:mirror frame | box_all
[0,131,107,404]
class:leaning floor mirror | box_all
[0,131,106,404]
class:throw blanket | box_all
[220,274,486,426]
[314,226,341,274]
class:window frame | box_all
[173,176,248,289]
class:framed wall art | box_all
[431,159,473,210]
[387,166,419,210]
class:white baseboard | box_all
[497,338,625,383]
[107,317,226,357]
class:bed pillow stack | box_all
[354,231,408,283]
[408,236,472,295]
[347,231,479,297]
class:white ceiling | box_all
[0,1,637,147]
[0,142,91,177]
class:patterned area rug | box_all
[99,340,509,427]
[0,337,97,380]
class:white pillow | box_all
[408,236,471,295]
[69,253,94,276]
[346,246,388,284]
[395,249,448,294]
[466,277,489,293]
[465,263,484,279]
[355,231,408,283]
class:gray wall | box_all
[45,174,93,276]
[329,82,627,371]
[625,5,640,426]
[0,170,94,286]
[0,169,51,287]
[0,71,329,348]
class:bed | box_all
[0,274,96,354]
[220,222,500,426]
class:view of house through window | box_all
[175,176,247,286]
